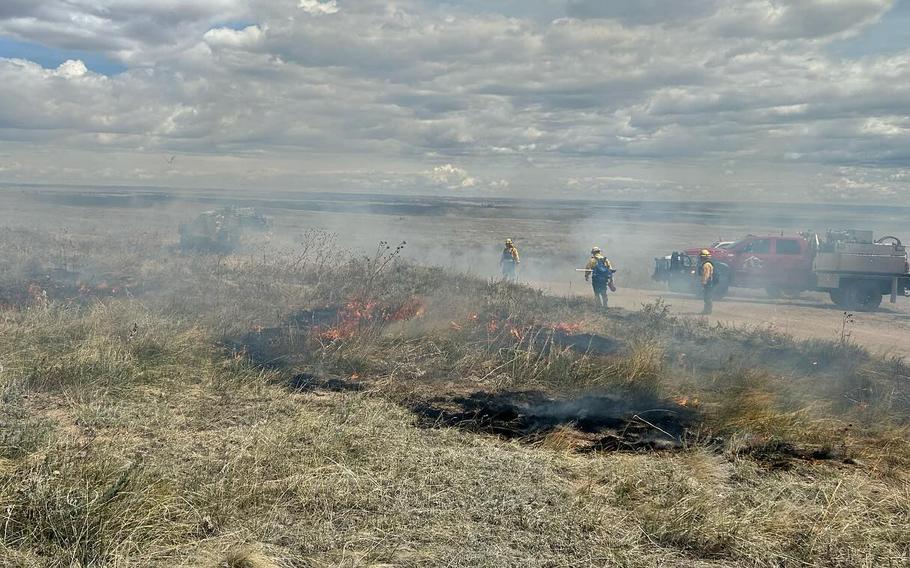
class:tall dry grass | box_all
[0,227,908,566]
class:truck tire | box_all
[829,288,847,306]
[843,282,883,311]
[668,275,695,294]
[712,282,729,300]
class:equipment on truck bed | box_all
[813,231,908,310]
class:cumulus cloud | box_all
[0,0,907,200]
[426,164,478,189]
[298,0,339,15]
[55,59,88,78]
[203,25,265,48]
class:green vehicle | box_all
[179,207,270,253]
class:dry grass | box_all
[0,227,908,567]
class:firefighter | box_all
[500,238,520,281]
[584,246,615,308]
[698,249,715,315]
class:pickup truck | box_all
[653,230,910,311]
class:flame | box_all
[319,297,426,341]
[320,325,351,341]
[672,395,700,408]
[550,322,582,334]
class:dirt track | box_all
[534,280,910,359]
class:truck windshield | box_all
[776,239,802,254]
[734,239,771,254]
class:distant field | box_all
[3,184,909,284]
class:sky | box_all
[0,0,908,201]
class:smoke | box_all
[3,183,909,310]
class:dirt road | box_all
[534,280,910,359]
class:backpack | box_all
[591,257,613,283]
[711,260,729,286]
[704,261,722,286]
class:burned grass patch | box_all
[410,390,700,453]
[288,372,365,393]
[735,439,856,471]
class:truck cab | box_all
[685,235,814,297]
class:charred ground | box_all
[1,223,909,566]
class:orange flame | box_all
[319,297,426,341]
[672,396,700,408]
[550,322,582,334]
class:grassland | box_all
[1,226,908,567]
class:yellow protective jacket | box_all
[700,261,714,286]
[502,245,520,264]
[585,254,613,271]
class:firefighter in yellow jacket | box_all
[584,247,615,308]
[500,238,520,281]
[698,249,715,315]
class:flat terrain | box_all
[536,282,910,359]
[2,185,909,566]
[3,184,910,358]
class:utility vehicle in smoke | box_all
[179,206,270,253]
[653,230,910,311]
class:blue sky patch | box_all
[0,36,127,75]
[210,21,258,31]
[829,0,910,58]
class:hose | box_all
[875,236,902,246]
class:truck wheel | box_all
[712,283,729,300]
[829,289,847,306]
[844,282,883,311]
[668,276,694,294]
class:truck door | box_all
[735,237,773,288]
[773,237,811,290]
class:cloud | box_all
[203,25,265,48]
[0,0,907,200]
[426,164,478,189]
[298,0,339,15]
[712,0,893,40]
[55,59,88,78]
[566,0,719,24]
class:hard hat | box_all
[591,246,602,254]
[700,249,712,258]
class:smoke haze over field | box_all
[1,1,910,201]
